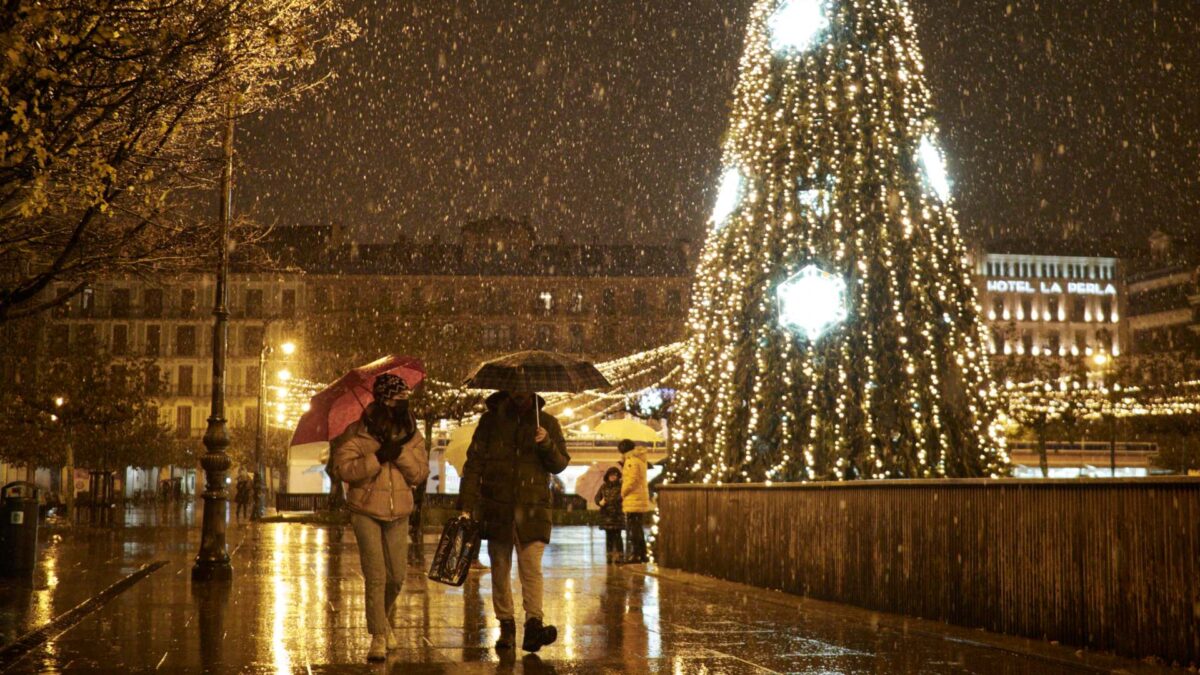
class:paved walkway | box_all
[0,505,1184,673]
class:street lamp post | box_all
[254,339,295,520]
[193,96,236,583]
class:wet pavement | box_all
[0,504,1185,673]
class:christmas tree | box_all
[671,0,1008,483]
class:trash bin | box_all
[0,481,40,579]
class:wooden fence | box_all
[657,479,1200,666]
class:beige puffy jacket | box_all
[332,419,429,522]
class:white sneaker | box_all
[367,634,387,661]
[386,629,399,650]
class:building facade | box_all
[1126,266,1200,355]
[972,252,1125,360]
[5,218,693,458]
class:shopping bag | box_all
[427,515,482,586]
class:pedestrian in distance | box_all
[458,391,570,653]
[234,474,252,520]
[594,466,625,564]
[331,374,429,662]
[619,439,653,564]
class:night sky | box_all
[239,0,1200,254]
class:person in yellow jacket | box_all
[618,439,653,563]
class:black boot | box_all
[496,619,516,650]
[521,617,557,653]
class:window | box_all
[247,365,261,396]
[1047,297,1060,321]
[1070,297,1086,323]
[482,325,500,348]
[1100,298,1112,322]
[1020,298,1032,321]
[53,288,73,317]
[408,286,422,309]
[1075,330,1087,352]
[666,290,682,315]
[146,366,162,396]
[110,289,131,318]
[80,288,95,317]
[244,289,264,318]
[50,326,69,357]
[601,288,616,315]
[242,325,264,356]
[76,324,96,348]
[175,406,193,439]
[146,325,161,357]
[991,297,1004,318]
[633,289,647,311]
[569,324,584,352]
[568,291,584,314]
[991,328,1003,354]
[181,288,197,316]
[112,325,129,356]
[177,366,194,396]
[175,326,196,356]
[535,325,555,349]
[537,291,553,315]
[281,289,296,318]
[1048,332,1061,354]
[143,288,163,318]
[1021,331,1033,354]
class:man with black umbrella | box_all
[457,390,570,653]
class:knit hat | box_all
[372,373,409,401]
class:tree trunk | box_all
[1037,426,1048,478]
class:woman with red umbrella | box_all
[330,373,429,661]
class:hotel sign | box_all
[986,279,1117,296]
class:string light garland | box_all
[670,0,1008,484]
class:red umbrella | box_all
[290,355,425,446]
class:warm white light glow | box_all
[918,135,951,201]
[54,396,64,407]
[280,341,297,356]
[710,167,744,227]
[1092,353,1110,367]
[768,0,828,53]
[277,369,292,382]
[776,264,848,340]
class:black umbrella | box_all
[463,350,612,427]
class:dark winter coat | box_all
[457,392,570,544]
[594,474,625,531]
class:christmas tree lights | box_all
[671,0,1008,483]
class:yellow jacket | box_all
[620,447,653,513]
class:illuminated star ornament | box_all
[918,135,951,202]
[710,167,745,228]
[776,265,848,340]
[769,0,829,53]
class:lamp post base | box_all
[192,483,233,581]
[192,558,233,582]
